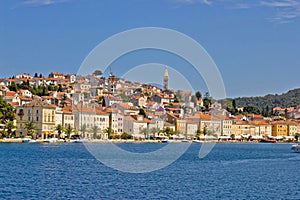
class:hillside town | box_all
[0,69,300,142]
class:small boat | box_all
[291,144,300,153]
[193,140,203,143]
[259,139,276,143]
[44,138,58,143]
[69,139,85,143]
[28,139,37,143]
[161,139,170,143]
[22,138,31,143]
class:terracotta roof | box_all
[19,96,32,101]
[8,102,19,106]
[5,91,17,97]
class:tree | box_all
[140,128,150,139]
[34,73,38,78]
[0,96,15,124]
[64,125,73,139]
[195,91,202,100]
[202,92,212,112]
[104,127,113,139]
[55,124,64,139]
[138,108,146,118]
[150,127,160,138]
[91,125,99,139]
[203,126,208,136]
[24,121,37,139]
[4,120,16,138]
[121,132,133,140]
[80,124,87,138]
[93,70,103,76]
[162,127,174,137]
[195,129,201,139]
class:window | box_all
[36,110,39,114]
[36,117,39,121]
[28,116,30,121]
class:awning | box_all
[200,135,217,140]
[218,136,231,139]
[251,135,263,140]
[235,135,242,139]
[132,134,145,138]
[275,136,284,140]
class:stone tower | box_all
[163,68,169,91]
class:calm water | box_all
[0,143,299,199]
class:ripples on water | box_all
[0,143,299,199]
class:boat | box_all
[28,139,37,143]
[44,138,58,143]
[69,139,85,143]
[161,139,170,143]
[22,138,31,143]
[193,140,203,143]
[259,139,276,143]
[291,144,300,153]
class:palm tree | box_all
[64,124,73,139]
[103,127,113,140]
[140,128,150,139]
[24,121,37,139]
[90,125,99,139]
[150,127,160,138]
[4,120,16,138]
[80,124,87,138]
[55,124,64,139]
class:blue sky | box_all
[0,0,299,98]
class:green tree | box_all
[80,124,87,138]
[121,132,133,140]
[24,121,37,139]
[140,128,150,139]
[138,108,146,118]
[150,127,160,138]
[91,125,99,139]
[195,91,202,100]
[202,92,212,112]
[0,96,15,124]
[93,70,103,76]
[64,124,73,139]
[55,124,64,139]
[4,120,16,138]
[104,127,113,139]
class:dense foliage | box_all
[221,88,300,115]
[0,96,15,124]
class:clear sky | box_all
[0,0,299,98]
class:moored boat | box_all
[44,138,58,143]
[259,139,276,143]
[291,144,300,153]
[161,139,170,143]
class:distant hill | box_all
[221,88,300,109]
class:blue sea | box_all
[0,143,299,199]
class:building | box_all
[123,115,148,136]
[272,122,288,137]
[16,98,56,139]
[73,105,109,139]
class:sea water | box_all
[0,143,299,199]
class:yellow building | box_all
[16,98,56,139]
[272,122,288,136]
[287,122,297,136]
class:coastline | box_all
[0,138,297,144]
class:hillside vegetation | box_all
[221,88,300,110]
